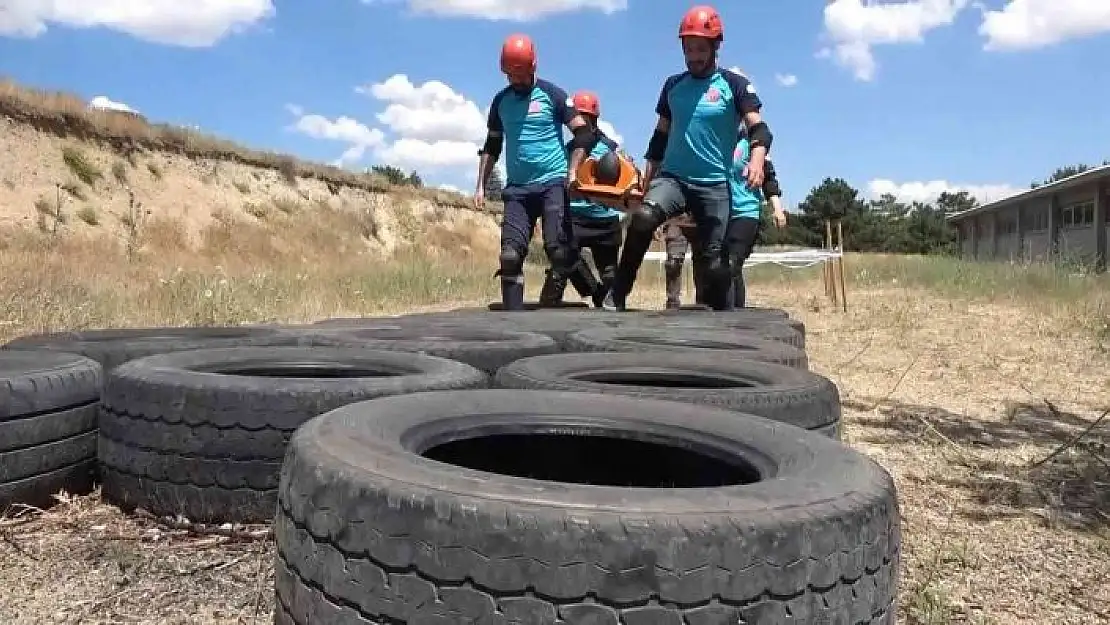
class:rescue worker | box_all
[662,219,706,309]
[474,33,592,311]
[664,127,787,308]
[578,5,773,311]
[538,90,624,308]
[721,130,787,308]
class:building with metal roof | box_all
[945,165,1108,270]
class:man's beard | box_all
[686,59,713,77]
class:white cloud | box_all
[596,120,623,146]
[358,74,485,143]
[867,179,1023,205]
[88,95,137,114]
[819,0,968,81]
[360,0,626,21]
[287,74,488,176]
[0,0,274,47]
[978,1,1110,50]
[774,73,798,87]
[284,104,385,167]
[376,138,480,170]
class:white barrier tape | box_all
[642,248,842,269]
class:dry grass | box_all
[0,77,487,212]
[1,245,1109,624]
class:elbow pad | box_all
[762,160,781,197]
[762,177,781,198]
[570,125,595,152]
[644,128,668,162]
[479,134,503,161]
[747,121,773,152]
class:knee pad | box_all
[499,245,524,276]
[544,244,574,271]
[703,254,731,283]
[629,205,664,234]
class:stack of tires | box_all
[0,304,900,624]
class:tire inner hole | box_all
[213,363,407,378]
[569,369,755,389]
[423,432,761,487]
[627,336,754,350]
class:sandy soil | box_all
[1,282,1107,625]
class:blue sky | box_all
[1,0,1109,207]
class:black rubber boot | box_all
[501,277,525,311]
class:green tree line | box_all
[758,164,1102,254]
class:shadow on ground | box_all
[845,397,1109,532]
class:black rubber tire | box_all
[640,309,806,345]
[97,346,488,523]
[2,325,315,371]
[636,316,805,349]
[274,389,900,624]
[0,351,102,509]
[486,301,590,311]
[495,351,839,433]
[304,324,558,372]
[566,326,810,369]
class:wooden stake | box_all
[823,219,832,298]
[836,220,848,312]
[825,220,838,306]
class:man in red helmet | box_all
[474,33,592,311]
[538,90,626,308]
[585,5,774,311]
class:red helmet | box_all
[679,5,724,41]
[500,34,537,74]
[571,90,600,117]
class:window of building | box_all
[1062,201,1095,228]
[1023,207,1049,231]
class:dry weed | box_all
[0,77,497,213]
[0,251,1107,624]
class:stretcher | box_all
[572,153,643,211]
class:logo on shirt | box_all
[528,100,542,114]
[704,87,720,102]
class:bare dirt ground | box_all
[1,279,1108,625]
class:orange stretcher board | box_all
[572,155,644,211]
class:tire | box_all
[495,351,839,434]
[566,326,810,369]
[641,309,806,346]
[304,324,558,372]
[97,346,488,523]
[486,301,590,311]
[2,325,313,371]
[637,316,805,349]
[1,351,102,509]
[274,389,900,624]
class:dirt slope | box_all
[0,78,500,256]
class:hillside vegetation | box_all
[0,78,500,248]
[0,78,519,336]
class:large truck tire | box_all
[97,346,488,523]
[0,351,102,509]
[2,325,314,371]
[495,351,840,436]
[302,325,558,373]
[566,326,810,369]
[274,389,900,624]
